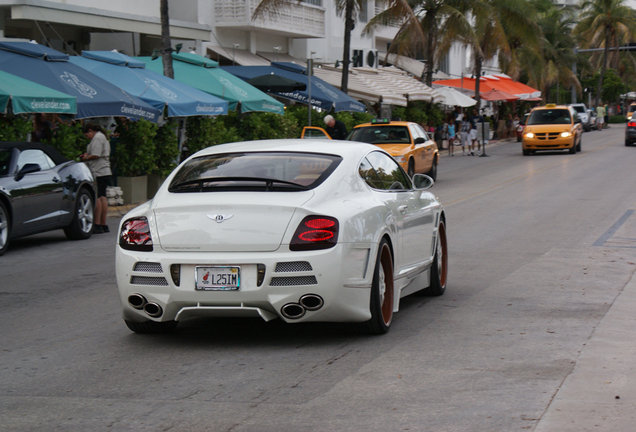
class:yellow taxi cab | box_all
[626,102,636,120]
[522,104,582,156]
[302,118,439,179]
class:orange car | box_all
[302,119,439,179]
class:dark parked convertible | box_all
[0,142,96,255]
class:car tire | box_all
[426,158,437,181]
[426,219,448,296]
[626,140,631,147]
[64,188,94,240]
[576,136,581,152]
[359,238,394,335]
[522,148,530,156]
[0,200,10,256]
[125,319,178,334]
[407,159,415,178]
[568,142,576,154]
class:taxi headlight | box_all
[560,131,572,138]
[525,132,534,139]
[393,155,406,163]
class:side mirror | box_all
[412,173,434,190]
[414,137,426,144]
[15,163,41,181]
[575,117,581,124]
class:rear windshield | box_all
[629,105,636,113]
[527,109,572,125]
[571,105,585,113]
[349,126,411,144]
[169,152,342,192]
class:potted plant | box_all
[112,118,157,204]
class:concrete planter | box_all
[147,174,166,199]
[117,175,148,205]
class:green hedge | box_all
[609,115,626,123]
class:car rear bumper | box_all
[625,129,636,142]
[116,243,376,325]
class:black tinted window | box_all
[527,109,572,125]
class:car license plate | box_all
[195,266,240,291]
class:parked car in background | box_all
[0,142,96,255]
[625,117,636,146]
[516,113,530,142]
[627,102,636,120]
[587,109,597,130]
[522,104,582,155]
[116,140,447,335]
[568,103,590,131]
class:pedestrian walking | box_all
[460,116,471,155]
[596,103,605,131]
[80,123,111,234]
[447,121,456,156]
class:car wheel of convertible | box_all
[359,239,394,335]
[426,158,438,181]
[426,219,448,296]
[407,159,415,178]
[0,200,10,256]
[125,319,178,334]
[64,188,95,240]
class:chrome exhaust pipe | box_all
[128,293,147,310]
[299,294,324,311]
[144,302,163,318]
[280,303,306,319]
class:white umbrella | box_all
[435,86,476,107]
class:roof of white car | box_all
[191,139,380,159]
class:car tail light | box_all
[628,121,636,127]
[290,216,339,251]
[119,217,153,252]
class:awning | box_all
[139,52,284,115]
[0,41,160,122]
[0,69,76,115]
[480,88,519,102]
[206,46,271,66]
[433,75,541,100]
[378,53,451,81]
[69,51,228,117]
[221,63,366,113]
[312,65,439,106]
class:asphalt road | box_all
[1,126,636,431]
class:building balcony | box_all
[215,0,325,38]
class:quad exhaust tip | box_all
[281,294,324,319]
[281,303,306,319]
[143,302,163,318]
[299,294,324,311]
[128,293,147,310]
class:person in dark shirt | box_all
[324,115,348,140]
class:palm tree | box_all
[574,0,636,104]
[535,3,581,102]
[253,0,365,93]
[160,0,174,79]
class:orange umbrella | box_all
[480,88,519,101]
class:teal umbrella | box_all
[0,70,76,114]
[138,53,284,115]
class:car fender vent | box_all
[270,276,318,286]
[133,262,163,273]
[275,261,313,272]
[131,276,169,286]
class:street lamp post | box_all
[308,51,315,126]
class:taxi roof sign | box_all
[371,118,391,124]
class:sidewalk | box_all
[438,136,516,157]
[535,270,636,431]
[107,203,140,219]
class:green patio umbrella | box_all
[138,53,284,115]
[0,70,76,115]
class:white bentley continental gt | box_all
[116,140,447,335]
